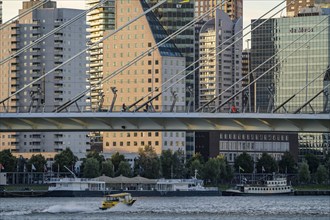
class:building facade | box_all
[101,0,186,154]
[0,0,90,159]
[198,9,243,112]
[87,0,115,110]
[195,131,299,164]
[194,0,243,21]
[145,0,195,158]
[251,12,330,159]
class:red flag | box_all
[0,163,4,171]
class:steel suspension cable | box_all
[137,0,290,112]
[273,66,330,113]
[54,0,227,112]
[0,0,109,66]
[0,0,51,31]
[211,23,329,113]
[0,0,167,106]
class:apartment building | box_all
[0,0,90,159]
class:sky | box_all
[2,0,284,48]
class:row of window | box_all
[220,133,290,141]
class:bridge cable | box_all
[0,0,168,106]
[0,0,51,31]
[210,23,329,113]
[134,0,291,112]
[53,0,228,112]
[0,0,110,66]
[272,66,330,113]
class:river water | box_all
[0,196,329,220]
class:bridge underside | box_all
[0,113,329,132]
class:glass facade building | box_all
[251,14,330,159]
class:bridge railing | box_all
[0,104,328,114]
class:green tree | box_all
[185,153,204,179]
[202,158,220,185]
[304,154,320,173]
[117,161,132,177]
[160,149,173,178]
[0,149,17,172]
[278,152,296,174]
[256,153,278,173]
[111,152,125,173]
[234,152,254,173]
[134,145,160,179]
[299,161,311,184]
[80,151,105,176]
[27,154,46,172]
[188,159,204,179]
[216,156,228,183]
[101,160,114,177]
[83,158,100,178]
[315,165,328,184]
[172,149,185,179]
[53,148,78,173]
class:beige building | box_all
[100,0,186,154]
[286,0,316,17]
[195,0,243,20]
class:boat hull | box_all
[222,190,294,196]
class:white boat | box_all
[46,166,106,197]
[47,177,106,197]
[224,176,294,196]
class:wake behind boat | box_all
[99,192,136,210]
[223,174,294,196]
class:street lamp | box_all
[305,45,310,112]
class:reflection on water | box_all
[0,196,329,220]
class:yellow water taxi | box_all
[99,193,136,210]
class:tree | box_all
[234,152,254,173]
[160,149,173,178]
[80,151,105,176]
[134,145,160,179]
[202,158,220,185]
[216,156,228,183]
[83,158,100,178]
[186,153,204,179]
[256,153,278,173]
[315,165,328,184]
[304,154,320,173]
[117,161,132,177]
[299,161,311,184]
[188,159,204,179]
[101,160,114,177]
[53,148,78,173]
[0,149,17,172]
[278,152,296,174]
[111,152,125,173]
[172,149,185,179]
[27,154,46,172]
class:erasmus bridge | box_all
[0,0,329,133]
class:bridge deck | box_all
[0,112,329,132]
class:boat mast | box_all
[64,165,77,179]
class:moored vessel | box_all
[223,175,294,196]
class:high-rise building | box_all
[101,0,186,154]
[198,9,243,111]
[195,0,243,20]
[145,0,195,158]
[87,0,115,110]
[251,10,330,160]
[286,0,317,17]
[0,0,90,159]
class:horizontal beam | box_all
[0,113,329,132]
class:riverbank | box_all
[1,189,329,197]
